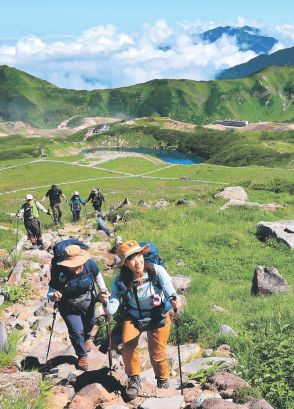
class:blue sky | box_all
[1,0,293,40]
[0,0,293,89]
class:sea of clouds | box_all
[0,18,293,90]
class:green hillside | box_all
[0,65,294,128]
[217,45,294,80]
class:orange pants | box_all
[122,314,171,380]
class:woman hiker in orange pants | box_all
[106,240,180,400]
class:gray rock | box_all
[106,406,129,409]
[191,392,222,408]
[220,200,285,211]
[138,200,151,208]
[154,200,169,208]
[252,266,292,295]
[215,187,248,201]
[0,295,4,305]
[172,275,191,293]
[140,395,184,409]
[176,199,196,206]
[176,259,185,267]
[7,260,24,286]
[0,321,7,350]
[257,220,294,249]
[110,198,131,211]
[0,372,41,399]
[182,357,235,376]
[205,372,251,398]
[218,325,236,337]
[23,249,53,260]
[211,305,227,313]
[7,234,27,263]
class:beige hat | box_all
[26,194,33,200]
[116,240,150,267]
[57,245,91,268]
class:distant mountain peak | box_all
[199,25,278,54]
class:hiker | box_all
[86,188,105,212]
[17,194,51,249]
[48,241,109,371]
[106,240,180,399]
[96,213,114,236]
[41,184,67,225]
[69,191,86,221]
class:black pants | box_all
[72,209,81,221]
[93,202,102,212]
[51,203,62,223]
[24,218,42,245]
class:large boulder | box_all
[0,372,41,399]
[252,266,292,295]
[205,372,251,398]
[257,220,294,249]
[215,187,248,202]
[0,321,7,350]
[172,275,191,293]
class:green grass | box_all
[0,148,294,407]
[0,330,22,367]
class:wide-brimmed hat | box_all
[26,194,33,200]
[74,191,79,196]
[57,245,91,268]
[116,240,150,267]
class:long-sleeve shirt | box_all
[47,258,107,302]
[69,196,86,209]
[107,264,177,319]
[18,200,47,220]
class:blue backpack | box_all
[139,241,165,268]
[51,239,88,272]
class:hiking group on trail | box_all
[15,185,182,399]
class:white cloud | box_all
[0,19,290,90]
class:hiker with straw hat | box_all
[106,240,180,400]
[48,243,109,371]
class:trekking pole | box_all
[102,301,113,375]
[44,302,59,371]
[170,294,183,395]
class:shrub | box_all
[233,315,294,409]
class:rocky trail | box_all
[0,205,275,409]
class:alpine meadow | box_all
[0,59,294,408]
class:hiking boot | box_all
[157,379,169,389]
[126,375,141,400]
[77,356,88,371]
[85,339,93,352]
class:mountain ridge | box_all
[217,46,294,80]
[0,65,294,128]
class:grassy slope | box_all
[1,153,294,407]
[0,65,294,127]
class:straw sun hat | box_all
[57,245,91,268]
